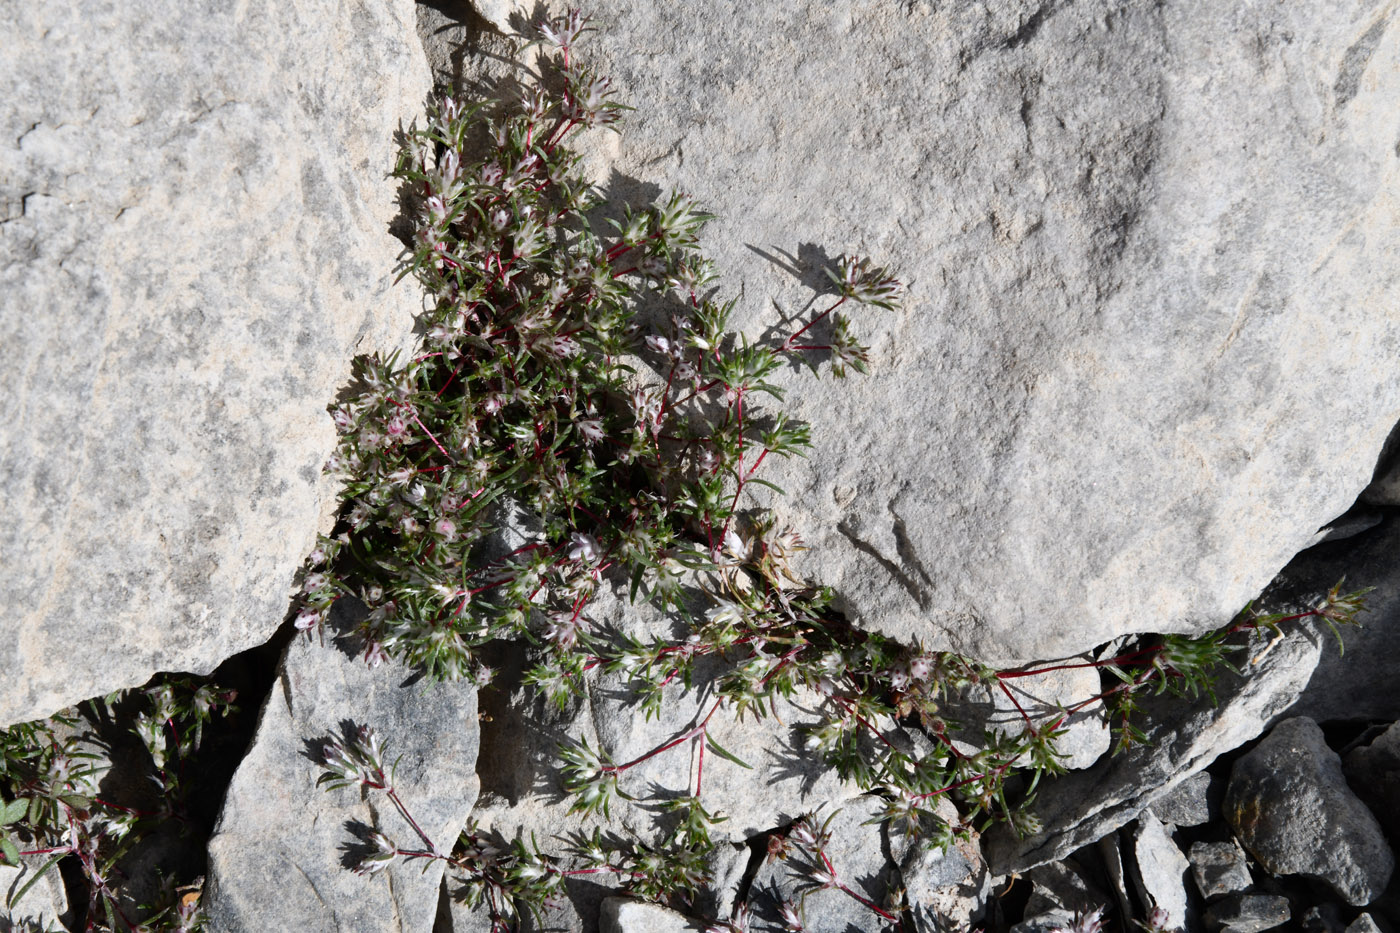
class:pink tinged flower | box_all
[909,654,933,681]
[645,335,672,356]
[480,162,503,186]
[385,415,409,438]
[332,406,355,430]
[399,515,422,535]
[363,641,388,669]
[491,208,510,231]
[294,608,323,632]
[697,448,719,472]
[544,612,580,650]
[576,418,604,445]
[568,533,601,563]
[779,901,804,931]
[434,517,457,541]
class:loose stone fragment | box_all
[1188,840,1254,901]
[599,898,706,933]
[1343,720,1400,840]
[1149,771,1215,827]
[1130,817,1190,930]
[1226,718,1394,906]
[1203,893,1290,933]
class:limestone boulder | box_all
[570,0,1400,662]
[0,0,428,725]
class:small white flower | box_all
[568,533,601,563]
[294,608,323,632]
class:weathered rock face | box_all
[0,0,429,725]
[571,0,1400,662]
[1226,717,1394,907]
[204,607,481,933]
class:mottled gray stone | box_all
[0,0,428,725]
[1011,910,1077,933]
[1130,818,1190,931]
[566,0,1400,665]
[895,797,991,931]
[1149,771,1215,827]
[1226,717,1394,906]
[1203,894,1290,933]
[985,630,1321,873]
[599,898,705,933]
[204,606,481,933]
[1301,904,1348,933]
[1188,841,1254,902]
[1345,721,1400,841]
[1024,860,1107,919]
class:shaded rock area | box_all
[0,0,429,726]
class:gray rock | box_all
[1098,833,1134,926]
[985,629,1321,873]
[1130,818,1190,931]
[1188,841,1254,902]
[1347,915,1385,933]
[1345,721,1400,841]
[1024,860,1108,919]
[204,605,481,933]
[946,664,1110,770]
[748,796,902,933]
[0,856,71,931]
[1149,771,1215,827]
[895,797,992,931]
[1278,518,1400,721]
[599,898,705,933]
[567,0,1400,665]
[1226,717,1394,906]
[1203,893,1290,933]
[0,0,428,726]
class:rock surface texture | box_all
[1226,717,1394,906]
[569,0,1400,663]
[0,0,428,725]
[204,609,481,933]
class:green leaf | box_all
[0,798,25,825]
[7,854,61,909]
[0,836,19,866]
[704,734,753,770]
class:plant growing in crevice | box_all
[303,6,1372,931]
